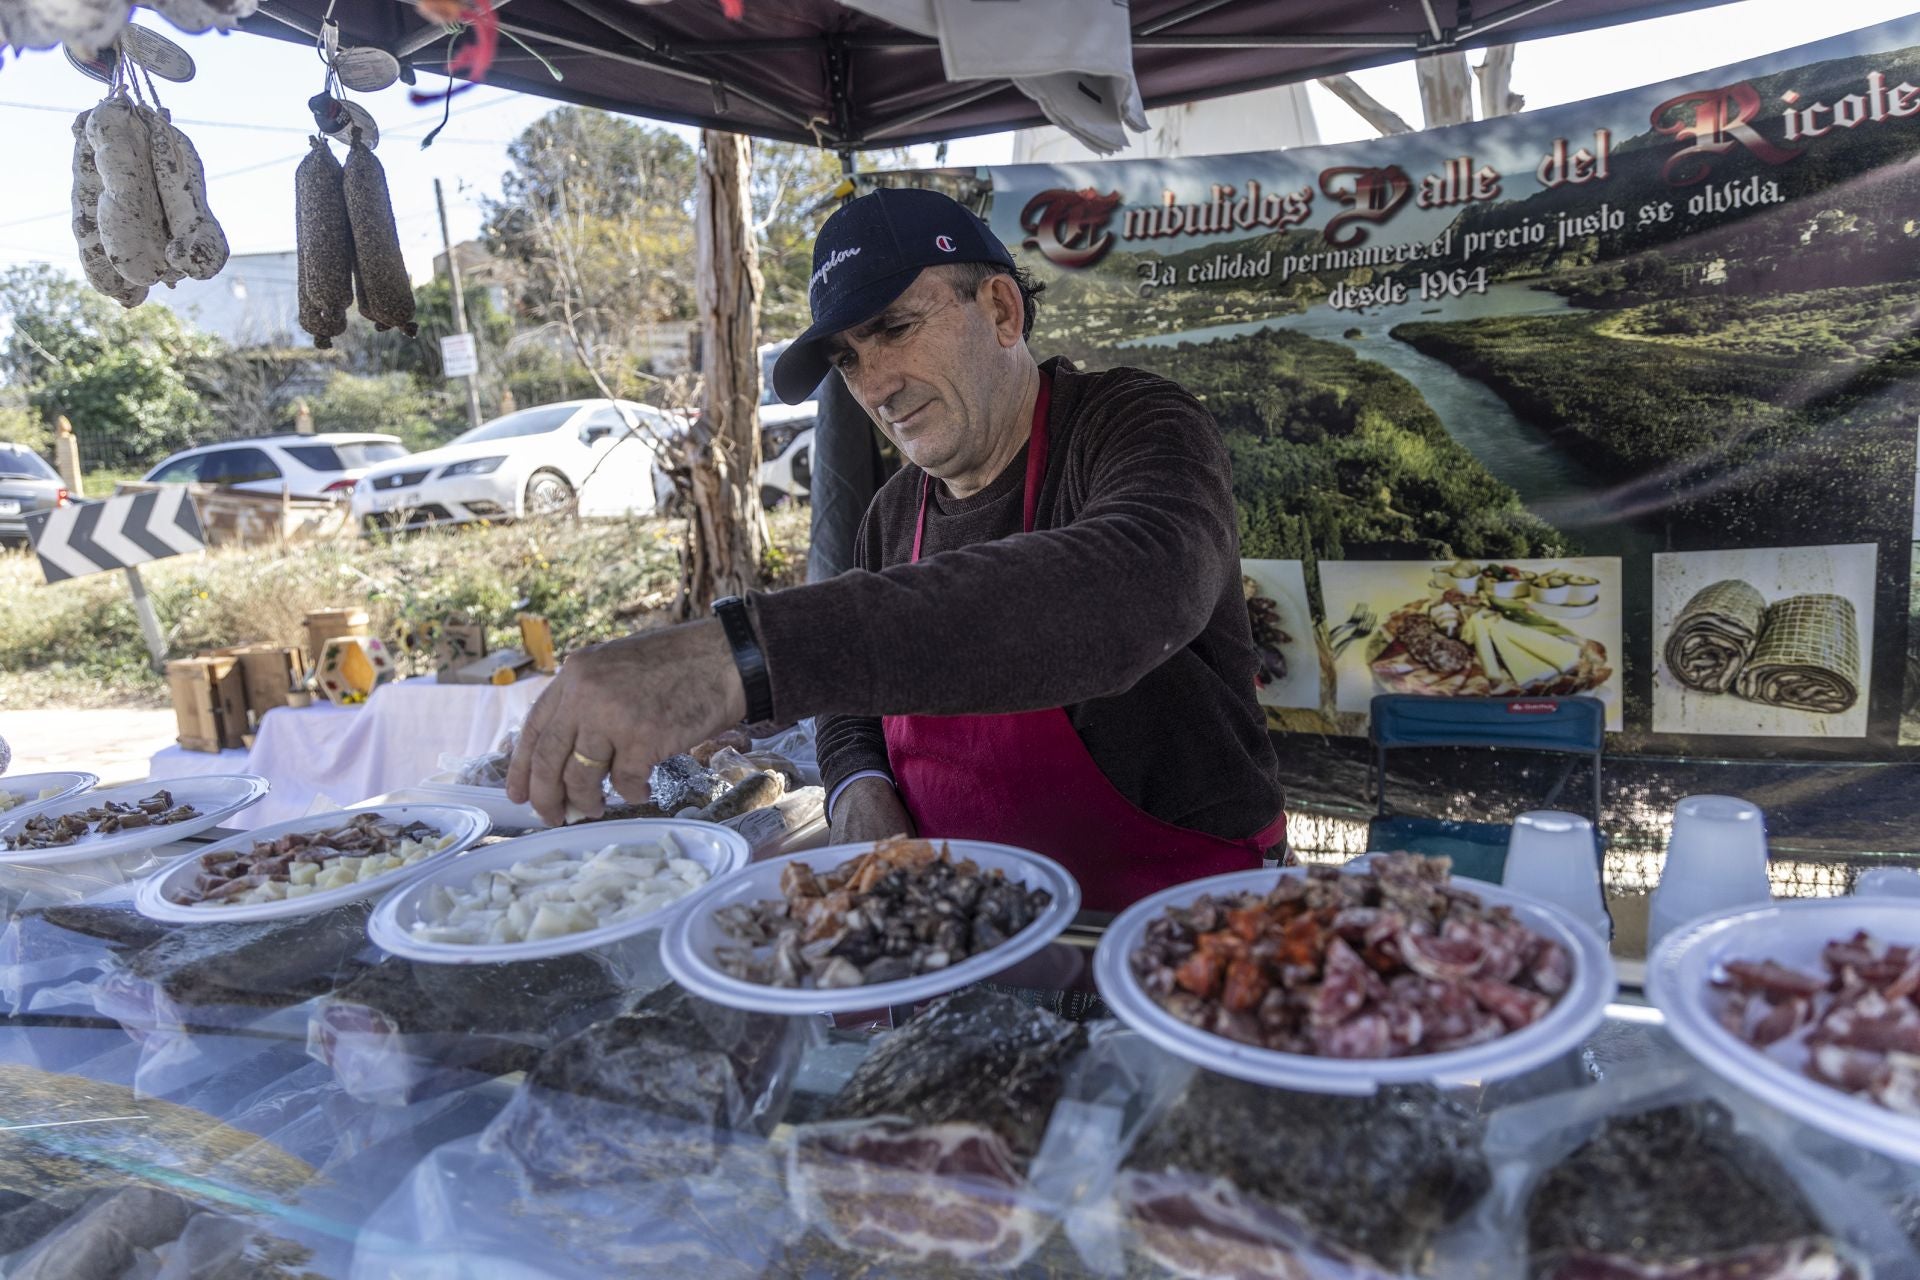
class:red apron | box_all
[882,376,1286,913]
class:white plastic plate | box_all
[1094,865,1615,1094]
[661,840,1081,1014]
[135,803,491,924]
[368,818,750,964]
[1648,897,1920,1165]
[0,775,269,866]
[0,771,98,817]
[411,775,547,831]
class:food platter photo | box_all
[1322,558,1624,730]
[135,803,491,924]
[1647,897,1920,1165]
[661,837,1081,1014]
[0,771,98,818]
[1092,856,1615,1094]
[1239,558,1322,712]
[0,775,271,866]
[368,818,750,964]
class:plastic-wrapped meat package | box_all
[1107,1071,1489,1280]
[1524,1101,1863,1279]
[306,950,626,1105]
[481,981,810,1189]
[0,1185,328,1280]
[786,987,1089,1269]
[1473,1067,1918,1280]
[102,901,377,1024]
[0,899,172,1015]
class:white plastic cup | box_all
[1647,795,1771,946]
[1504,810,1610,941]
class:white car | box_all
[756,339,820,507]
[351,400,675,531]
[142,433,408,500]
[759,406,815,507]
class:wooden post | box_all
[53,416,83,496]
[682,129,767,617]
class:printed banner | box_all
[981,18,1920,758]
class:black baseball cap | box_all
[771,186,1016,404]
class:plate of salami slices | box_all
[1649,897,1920,1165]
[1095,855,1615,1094]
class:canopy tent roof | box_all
[242,0,1738,150]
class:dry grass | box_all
[0,505,811,710]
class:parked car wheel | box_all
[525,469,576,519]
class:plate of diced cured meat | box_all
[1094,854,1614,1093]
[0,776,270,864]
[1649,897,1920,1165]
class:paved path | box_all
[0,708,178,786]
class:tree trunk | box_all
[1415,52,1475,129]
[1316,74,1412,136]
[680,129,768,618]
[1474,44,1524,118]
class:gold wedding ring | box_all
[570,749,611,770]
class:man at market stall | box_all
[508,187,1286,911]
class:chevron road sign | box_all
[25,488,206,670]
[24,487,204,584]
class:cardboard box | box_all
[208,644,306,720]
[434,620,489,679]
[316,636,394,706]
[305,609,370,669]
[166,656,249,752]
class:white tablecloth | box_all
[148,674,551,829]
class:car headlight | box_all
[439,456,506,477]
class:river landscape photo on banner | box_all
[977,16,1920,765]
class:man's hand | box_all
[830,774,915,846]
[507,619,747,826]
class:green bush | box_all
[0,402,49,455]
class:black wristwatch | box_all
[713,595,774,724]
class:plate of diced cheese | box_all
[135,804,491,923]
[367,819,750,964]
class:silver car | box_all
[0,444,70,549]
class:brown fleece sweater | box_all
[746,357,1285,841]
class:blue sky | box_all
[0,0,1915,288]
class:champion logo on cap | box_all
[810,246,862,293]
[935,235,957,252]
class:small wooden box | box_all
[433,620,490,680]
[208,644,307,720]
[304,608,370,669]
[166,657,250,753]
[517,613,556,674]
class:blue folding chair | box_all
[1367,695,1605,885]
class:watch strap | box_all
[713,596,774,724]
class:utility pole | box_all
[435,178,483,433]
